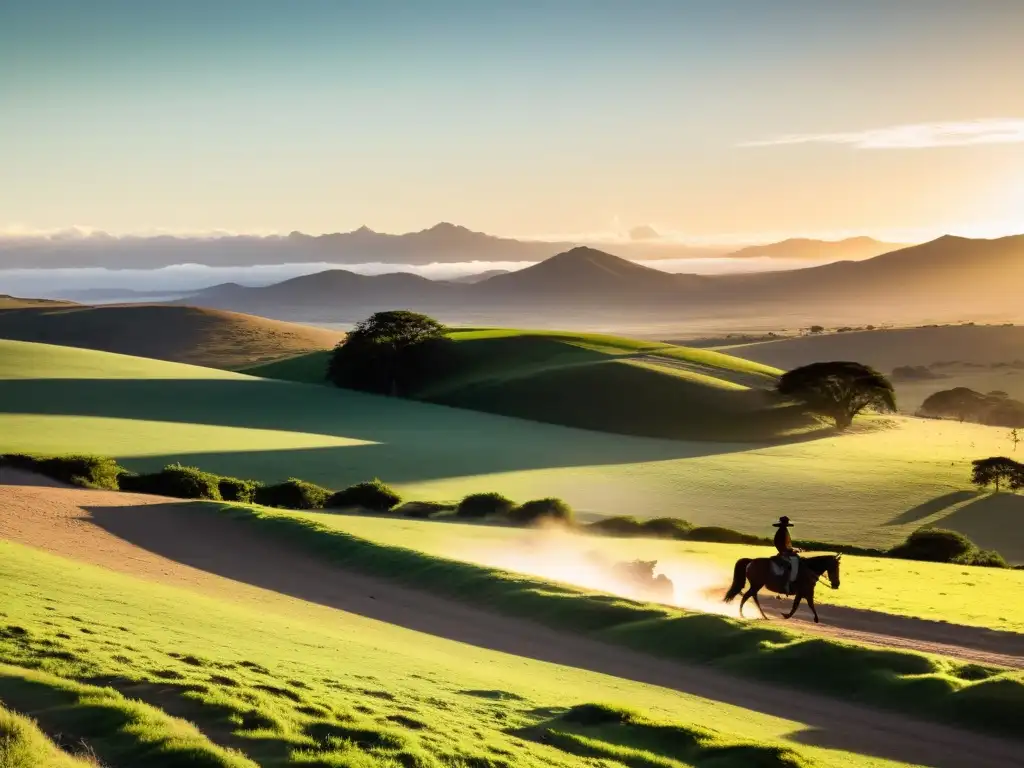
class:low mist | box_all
[0,256,811,300]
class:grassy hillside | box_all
[1,339,1020,557]
[314,515,1024,633]
[0,540,889,768]
[0,295,76,309]
[721,324,1024,413]
[0,303,344,369]
[246,328,814,441]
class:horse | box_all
[723,554,841,623]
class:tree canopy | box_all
[918,387,1024,427]
[776,361,896,430]
[971,456,1024,492]
[326,310,448,396]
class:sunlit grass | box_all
[0,540,896,767]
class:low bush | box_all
[586,516,694,540]
[685,526,764,545]
[0,453,124,490]
[587,515,646,536]
[217,476,263,504]
[255,479,332,510]
[956,549,1009,568]
[642,517,694,539]
[117,463,222,500]
[455,492,515,518]
[888,528,1007,568]
[326,479,401,512]
[888,528,975,563]
[507,498,573,526]
[394,501,454,519]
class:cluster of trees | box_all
[919,387,1024,428]
[971,456,1024,492]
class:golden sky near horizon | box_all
[1,2,1023,244]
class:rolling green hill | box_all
[244,328,815,441]
[1,339,1020,556]
[1,539,871,768]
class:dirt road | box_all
[1,475,1021,767]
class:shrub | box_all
[326,479,401,512]
[586,516,693,539]
[685,526,764,545]
[0,453,124,490]
[218,475,263,504]
[642,517,694,539]
[956,549,1009,568]
[507,498,573,526]
[118,463,223,500]
[888,528,976,563]
[255,479,332,510]
[456,492,515,519]
[395,501,454,519]
[587,516,646,536]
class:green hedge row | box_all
[0,452,1010,566]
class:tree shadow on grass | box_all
[0,377,827,485]
[883,490,979,527]
[933,493,1024,564]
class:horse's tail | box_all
[723,558,752,602]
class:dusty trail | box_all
[1,475,1022,767]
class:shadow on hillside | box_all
[935,493,1024,564]
[81,500,970,766]
[0,377,831,484]
[884,490,978,527]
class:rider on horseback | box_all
[772,516,800,594]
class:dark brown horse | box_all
[723,554,841,623]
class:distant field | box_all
[245,327,820,441]
[722,325,1024,411]
[2,339,1020,559]
[310,515,1024,633]
[0,539,878,767]
[0,303,344,369]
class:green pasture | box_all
[306,515,1024,633]
[243,327,812,441]
[0,539,904,768]
[2,339,1021,559]
[189,503,1024,741]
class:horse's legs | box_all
[806,593,819,623]
[738,589,751,618]
[783,594,802,619]
[750,589,768,619]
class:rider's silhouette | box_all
[772,516,800,593]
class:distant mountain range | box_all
[725,236,908,261]
[0,224,912,271]
[176,235,1024,327]
[0,223,727,269]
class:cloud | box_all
[741,118,1024,149]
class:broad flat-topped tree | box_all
[776,361,896,430]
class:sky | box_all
[2,0,1023,244]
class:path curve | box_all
[0,476,1021,767]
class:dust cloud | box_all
[444,524,740,618]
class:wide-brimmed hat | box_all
[772,516,793,527]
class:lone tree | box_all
[776,361,896,430]
[971,456,1024,492]
[327,310,447,396]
